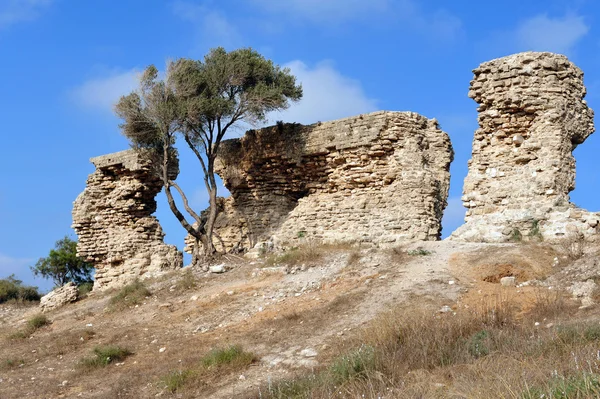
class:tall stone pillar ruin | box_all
[451,52,599,242]
[72,150,182,290]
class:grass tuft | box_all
[201,345,256,369]
[109,280,151,310]
[78,345,133,369]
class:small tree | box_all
[116,47,302,266]
[31,236,93,287]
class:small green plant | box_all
[407,247,433,256]
[200,345,256,369]
[522,373,600,399]
[161,369,192,393]
[528,219,543,241]
[328,345,376,384]
[1,358,25,370]
[109,280,151,310]
[79,345,133,369]
[297,230,307,238]
[10,314,50,339]
[77,282,94,297]
[468,330,490,358]
[176,269,198,291]
[510,228,523,242]
[28,314,49,330]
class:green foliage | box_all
[0,275,40,303]
[522,373,600,399]
[77,282,94,297]
[115,47,303,259]
[10,314,50,339]
[1,358,25,370]
[31,236,93,287]
[328,345,375,384]
[468,330,490,358]
[200,345,256,369]
[510,228,523,242]
[407,247,433,256]
[79,345,133,369]
[528,219,543,241]
[161,370,192,393]
[109,280,151,310]
[28,314,49,330]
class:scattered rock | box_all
[500,276,516,287]
[300,348,318,358]
[40,282,79,312]
[209,264,225,274]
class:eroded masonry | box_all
[72,150,182,290]
[204,111,453,252]
[451,52,600,242]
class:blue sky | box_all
[1,0,599,291]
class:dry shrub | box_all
[264,241,356,267]
[529,287,574,321]
[557,231,587,260]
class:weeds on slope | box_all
[255,292,600,399]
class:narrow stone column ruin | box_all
[195,111,453,252]
[451,52,599,242]
[72,150,182,290]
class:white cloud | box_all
[516,13,589,54]
[70,69,140,113]
[269,61,378,125]
[441,197,466,238]
[0,0,52,30]
[171,1,242,50]
[250,0,461,40]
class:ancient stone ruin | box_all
[199,111,453,252]
[72,150,182,290]
[451,52,599,242]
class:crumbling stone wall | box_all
[203,111,453,252]
[451,52,599,242]
[72,150,182,290]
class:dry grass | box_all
[557,231,587,260]
[108,280,151,311]
[159,345,257,394]
[254,293,600,399]
[9,313,49,339]
[78,345,133,370]
[263,242,356,267]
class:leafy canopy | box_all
[114,47,302,257]
[31,236,93,287]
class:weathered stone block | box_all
[195,111,453,252]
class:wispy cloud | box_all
[483,12,589,57]
[268,60,378,125]
[250,0,462,40]
[516,13,589,54]
[171,1,242,51]
[70,69,140,113]
[0,0,53,31]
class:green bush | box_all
[28,314,49,330]
[201,345,256,369]
[79,345,133,369]
[162,370,192,393]
[0,275,40,303]
[109,280,151,310]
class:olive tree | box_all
[31,236,93,287]
[115,47,302,266]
